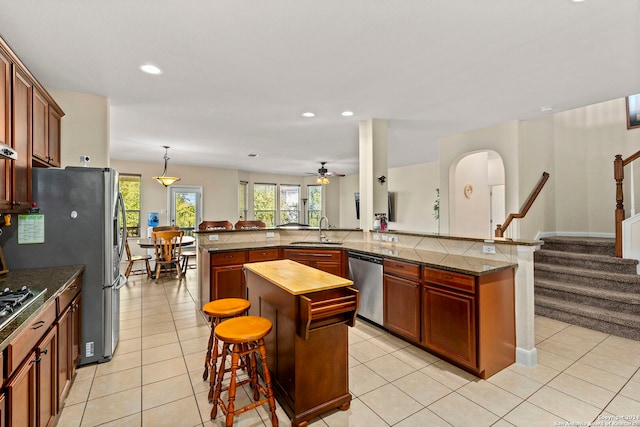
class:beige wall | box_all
[47,88,110,168]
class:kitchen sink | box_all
[289,241,343,245]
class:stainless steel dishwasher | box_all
[348,251,384,326]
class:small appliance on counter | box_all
[0,167,126,365]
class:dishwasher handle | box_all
[348,252,383,264]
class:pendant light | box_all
[153,146,181,187]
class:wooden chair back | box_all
[198,221,233,231]
[234,220,266,230]
[152,225,179,232]
[124,231,152,277]
[152,230,184,281]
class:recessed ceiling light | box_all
[248,153,259,157]
[572,0,585,2]
[540,106,553,112]
[302,112,315,118]
[139,64,162,75]
[341,111,354,117]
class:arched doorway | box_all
[449,150,505,238]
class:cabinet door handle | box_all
[40,349,48,355]
[32,320,46,330]
[31,357,41,364]
[68,285,79,291]
[442,275,453,280]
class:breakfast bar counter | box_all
[244,260,358,427]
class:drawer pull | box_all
[443,275,453,280]
[67,285,79,290]
[40,349,48,355]
[31,320,46,330]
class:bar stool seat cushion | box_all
[214,316,272,344]
[203,298,251,318]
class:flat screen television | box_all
[354,192,396,222]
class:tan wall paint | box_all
[47,88,110,168]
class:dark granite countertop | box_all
[200,241,516,276]
[0,265,84,352]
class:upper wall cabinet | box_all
[0,36,64,212]
[32,86,62,167]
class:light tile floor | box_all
[58,270,640,426]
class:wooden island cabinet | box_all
[383,259,421,342]
[244,260,358,427]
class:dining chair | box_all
[234,220,266,230]
[198,221,233,231]
[152,230,184,282]
[124,233,152,278]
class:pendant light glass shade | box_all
[153,146,181,187]
[316,176,329,184]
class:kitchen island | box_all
[244,259,358,427]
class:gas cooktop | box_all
[0,286,47,331]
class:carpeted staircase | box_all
[534,236,640,340]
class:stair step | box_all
[541,236,615,256]
[535,295,640,340]
[534,249,638,275]
[535,278,640,314]
[534,263,640,292]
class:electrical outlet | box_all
[373,234,380,241]
[381,235,389,241]
[209,234,219,241]
[266,231,275,238]
[483,245,496,254]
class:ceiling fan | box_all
[307,162,345,184]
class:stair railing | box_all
[614,151,640,257]
[495,172,550,238]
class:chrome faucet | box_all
[319,216,329,242]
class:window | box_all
[253,183,276,227]
[279,185,300,224]
[239,181,248,220]
[119,174,141,237]
[307,185,322,227]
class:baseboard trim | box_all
[516,346,538,367]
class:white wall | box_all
[47,88,110,168]
[339,174,360,229]
[388,161,440,233]
[453,152,492,238]
[439,121,520,237]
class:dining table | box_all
[136,235,196,279]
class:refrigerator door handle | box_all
[114,273,127,290]
[116,192,127,262]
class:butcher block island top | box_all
[244,260,359,427]
[243,259,353,295]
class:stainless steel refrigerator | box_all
[0,166,126,365]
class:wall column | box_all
[515,244,538,367]
[359,119,388,232]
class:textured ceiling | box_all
[1,0,639,176]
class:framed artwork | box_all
[626,94,640,129]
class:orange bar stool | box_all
[211,316,278,426]
[202,298,251,400]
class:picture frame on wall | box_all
[626,94,640,129]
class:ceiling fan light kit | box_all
[308,162,345,185]
[153,146,181,187]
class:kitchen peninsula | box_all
[244,259,358,427]
[196,227,541,375]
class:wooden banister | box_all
[495,172,550,238]
[614,150,640,257]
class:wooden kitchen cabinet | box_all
[6,351,37,427]
[6,66,32,211]
[56,275,82,404]
[32,87,62,168]
[282,249,346,277]
[383,260,421,342]
[248,248,280,262]
[421,267,515,379]
[210,251,248,300]
[422,284,476,368]
[0,48,11,210]
[37,327,57,427]
[0,35,64,212]
[0,391,6,427]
